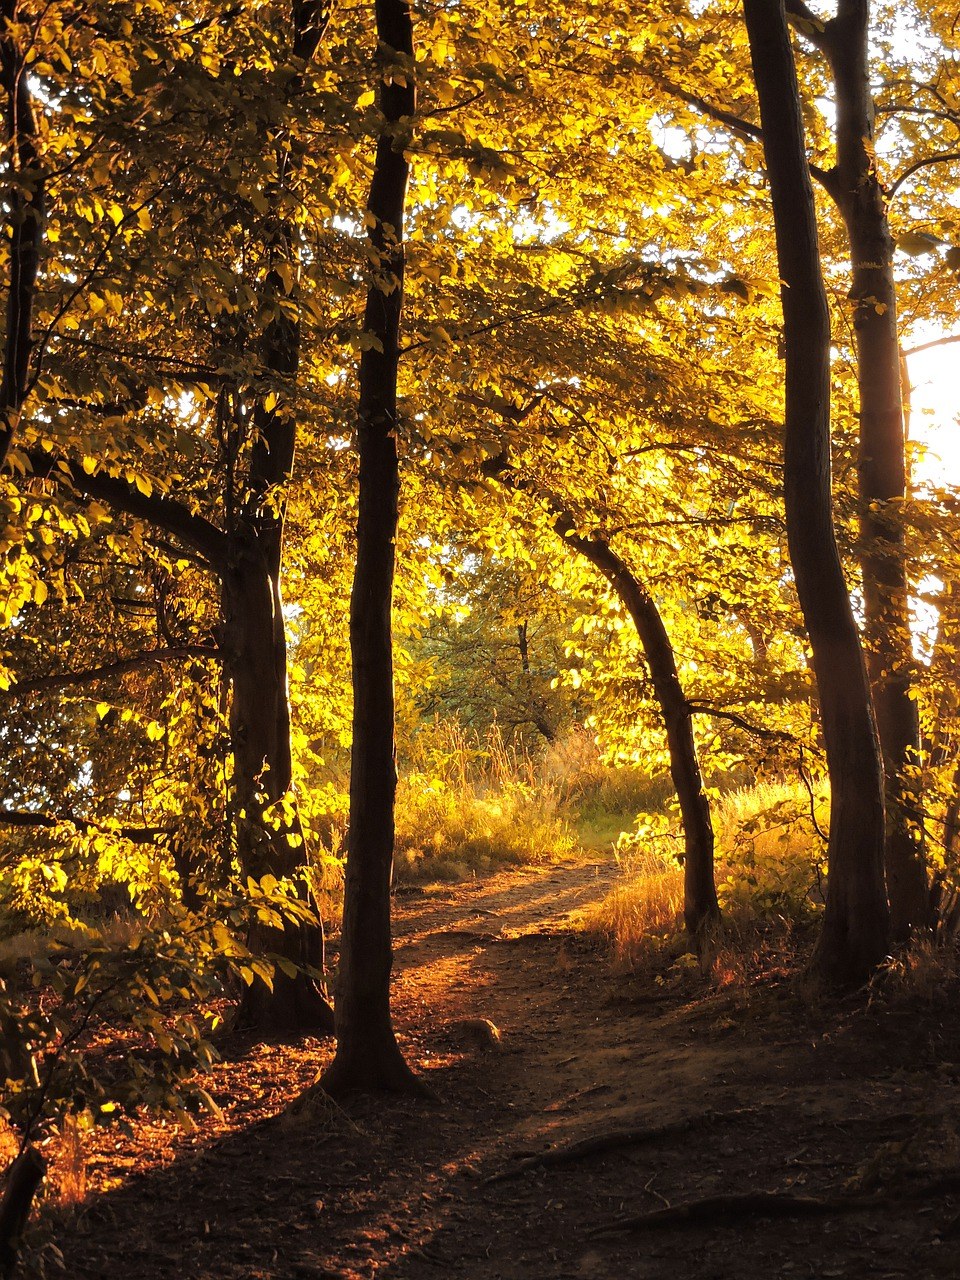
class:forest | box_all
[0,0,959,1275]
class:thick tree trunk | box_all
[224,1,337,1036]
[223,530,333,1036]
[319,0,423,1095]
[555,520,719,936]
[744,0,889,986]
[816,0,930,939]
[0,1147,44,1280]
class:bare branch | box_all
[888,151,960,200]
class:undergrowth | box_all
[393,721,577,882]
[581,777,830,984]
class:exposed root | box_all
[590,1169,960,1236]
[484,1107,757,1185]
[314,1042,436,1102]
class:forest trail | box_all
[32,858,960,1279]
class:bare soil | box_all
[22,858,960,1279]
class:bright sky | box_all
[906,333,960,489]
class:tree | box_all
[319,0,424,1095]
[783,0,931,938]
[0,1,360,1035]
[743,0,890,985]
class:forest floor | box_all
[22,855,960,1279]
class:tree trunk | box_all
[744,0,889,986]
[0,1,45,468]
[0,1147,44,1280]
[815,0,930,939]
[555,520,719,936]
[222,531,333,1035]
[225,0,337,1036]
[319,0,424,1095]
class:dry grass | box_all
[579,847,684,965]
[393,721,576,883]
[54,1114,87,1207]
[875,936,960,1004]
[581,777,828,975]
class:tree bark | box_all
[554,519,719,936]
[222,530,333,1035]
[744,0,889,986]
[228,0,337,1036]
[786,0,930,936]
[319,0,423,1095]
[0,1,45,468]
[0,1147,44,1280]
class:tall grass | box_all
[540,730,675,851]
[581,777,829,972]
[393,720,577,882]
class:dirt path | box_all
[27,859,960,1279]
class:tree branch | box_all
[0,809,175,843]
[23,450,230,572]
[686,701,794,742]
[6,645,219,696]
[888,152,960,200]
[903,331,960,357]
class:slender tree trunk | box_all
[555,520,719,935]
[820,0,929,938]
[744,0,889,986]
[320,0,424,1095]
[481,451,719,934]
[0,1,44,468]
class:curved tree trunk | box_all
[554,519,719,936]
[481,451,719,936]
[319,0,424,1096]
[744,0,889,986]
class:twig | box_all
[589,1189,872,1235]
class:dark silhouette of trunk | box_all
[0,1146,44,1279]
[481,453,719,936]
[223,528,333,1034]
[744,0,889,985]
[319,0,424,1095]
[0,1,44,468]
[788,0,930,937]
[516,621,557,743]
[554,519,719,936]
[230,0,336,1035]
